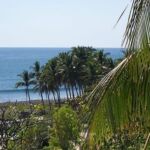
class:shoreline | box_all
[0,98,67,106]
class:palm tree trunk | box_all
[25,89,28,102]
[81,85,85,94]
[58,89,61,101]
[47,91,51,108]
[45,92,48,100]
[26,86,31,102]
[64,84,69,100]
[68,86,72,99]
[52,91,56,104]
[27,87,32,112]
[28,90,31,103]
[75,83,79,97]
[56,90,61,107]
[40,91,45,109]
[71,85,75,99]
[78,85,82,96]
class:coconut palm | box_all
[32,61,41,78]
[96,50,110,65]
[57,52,71,100]
[43,58,61,107]
[16,70,34,104]
[85,0,150,147]
[39,70,53,109]
[49,58,62,106]
[32,61,45,108]
[72,46,98,92]
[57,52,76,99]
[58,49,89,99]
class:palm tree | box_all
[32,61,41,78]
[57,52,70,100]
[16,70,34,104]
[39,70,53,109]
[32,61,45,108]
[42,58,61,107]
[96,50,110,65]
[49,58,61,107]
[85,0,150,148]
[57,50,87,100]
[57,52,76,100]
[71,47,97,93]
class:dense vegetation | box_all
[0,104,80,150]
[1,0,150,149]
[16,47,114,107]
[0,47,114,149]
[85,0,150,149]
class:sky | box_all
[0,0,131,48]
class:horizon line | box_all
[0,46,124,49]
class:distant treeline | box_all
[16,46,115,107]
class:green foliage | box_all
[98,126,150,150]
[8,122,49,150]
[16,46,114,107]
[86,0,150,148]
[0,103,50,150]
[16,70,35,104]
[87,45,150,147]
[48,106,80,150]
[2,103,81,150]
[8,114,49,150]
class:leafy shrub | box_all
[48,106,80,150]
[95,125,150,150]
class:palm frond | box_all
[86,0,150,147]
[113,4,129,29]
[15,82,26,88]
[123,0,150,50]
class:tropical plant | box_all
[7,108,49,150]
[57,52,73,100]
[41,57,63,107]
[32,61,41,78]
[48,106,80,150]
[16,70,34,104]
[16,47,114,107]
[0,106,25,149]
[96,50,110,65]
[39,69,53,108]
[85,0,150,148]
[31,61,45,108]
[56,47,108,101]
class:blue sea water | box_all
[0,47,123,102]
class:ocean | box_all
[0,47,123,102]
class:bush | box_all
[48,106,80,150]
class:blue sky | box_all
[0,0,130,47]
